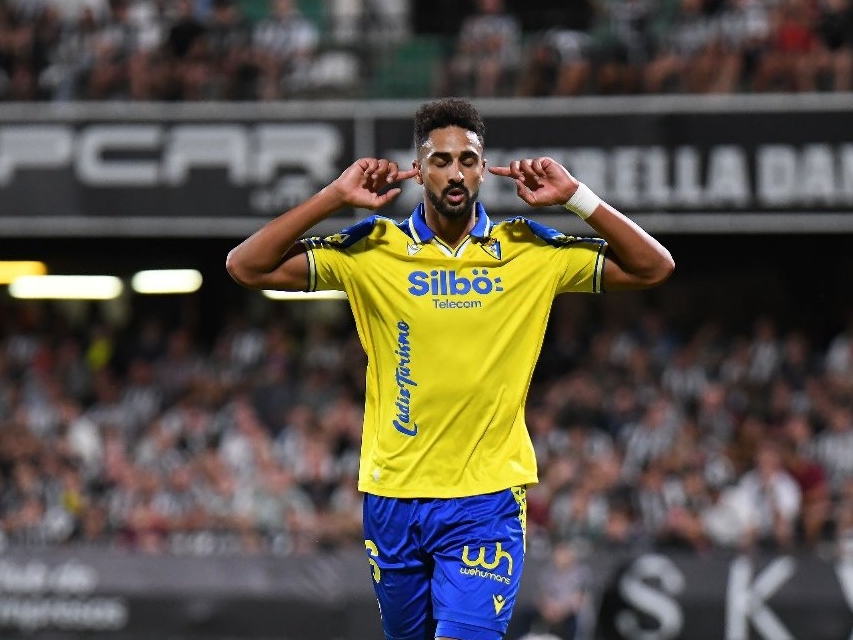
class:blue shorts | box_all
[363,487,527,640]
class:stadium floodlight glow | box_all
[0,261,47,284]
[131,269,203,294]
[262,290,348,300]
[9,275,123,300]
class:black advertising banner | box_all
[2,96,853,237]
[595,551,853,640]
[0,103,358,238]
[4,547,853,640]
[0,547,380,640]
[374,97,853,233]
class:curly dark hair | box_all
[413,97,485,153]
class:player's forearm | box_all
[226,185,345,287]
[585,202,675,287]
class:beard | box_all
[426,184,479,219]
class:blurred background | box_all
[2,0,853,639]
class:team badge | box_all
[407,243,422,256]
[480,238,501,260]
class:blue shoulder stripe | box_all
[505,216,606,248]
[307,215,383,248]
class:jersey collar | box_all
[407,202,493,244]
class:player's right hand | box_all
[330,158,419,210]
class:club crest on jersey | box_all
[479,238,501,260]
[407,243,422,256]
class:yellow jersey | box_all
[301,203,606,498]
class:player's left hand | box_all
[488,157,579,208]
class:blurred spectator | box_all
[752,0,821,91]
[548,475,611,545]
[695,382,737,449]
[313,468,363,547]
[619,395,682,480]
[0,1,41,100]
[747,315,782,387]
[204,0,255,99]
[252,0,319,100]
[516,541,593,640]
[643,0,721,93]
[716,0,772,93]
[632,459,681,541]
[734,438,802,550]
[782,413,831,547]
[163,0,216,99]
[600,491,648,550]
[149,465,204,535]
[809,404,853,498]
[328,0,411,47]
[661,463,715,551]
[661,345,709,404]
[516,2,599,96]
[45,0,110,24]
[73,0,138,99]
[812,0,853,91]
[834,478,853,558]
[85,368,137,437]
[826,314,853,392]
[121,357,163,433]
[247,462,316,554]
[155,327,205,403]
[699,473,755,549]
[594,0,662,94]
[779,330,821,392]
[443,0,522,97]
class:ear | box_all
[412,160,423,185]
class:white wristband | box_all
[563,183,601,220]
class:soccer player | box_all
[226,97,674,640]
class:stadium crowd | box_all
[2,287,853,561]
[1,0,853,101]
[2,0,853,563]
[1,6,850,640]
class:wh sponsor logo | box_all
[407,269,503,297]
[460,543,513,585]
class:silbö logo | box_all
[407,269,503,309]
[392,320,418,436]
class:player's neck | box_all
[424,206,476,249]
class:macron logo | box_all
[493,594,507,615]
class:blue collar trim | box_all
[407,202,492,243]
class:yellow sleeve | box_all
[554,239,607,294]
[301,237,351,292]
[299,216,382,291]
